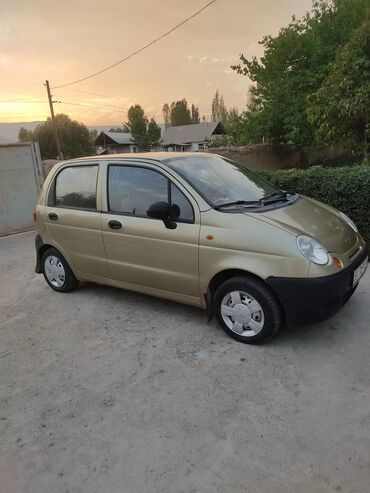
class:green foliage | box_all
[307,18,370,162]
[19,114,96,159]
[170,99,192,126]
[211,90,228,125]
[127,105,161,150]
[127,105,148,150]
[163,99,203,126]
[18,127,33,142]
[147,118,162,147]
[162,103,171,127]
[206,135,233,148]
[108,125,129,133]
[258,165,370,248]
[231,0,369,147]
[191,104,200,124]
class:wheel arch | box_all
[35,240,55,273]
[206,268,286,324]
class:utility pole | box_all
[45,80,63,160]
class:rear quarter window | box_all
[52,165,98,210]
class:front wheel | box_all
[214,276,282,344]
[42,248,78,292]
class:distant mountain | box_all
[0,121,42,143]
[0,122,122,144]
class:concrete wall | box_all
[0,143,43,236]
[206,144,358,170]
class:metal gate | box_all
[0,142,43,236]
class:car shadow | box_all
[75,280,363,349]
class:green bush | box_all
[258,166,370,249]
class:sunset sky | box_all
[1,0,312,125]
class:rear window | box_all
[54,166,98,210]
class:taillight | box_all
[32,208,37,222]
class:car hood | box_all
[246,196,357,254]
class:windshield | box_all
[164,154,281,207]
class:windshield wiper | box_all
[214,200,260,209]
[260,191,289,204]
[214,193,292,210]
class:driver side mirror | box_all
[147,201,177,229]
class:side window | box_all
[170,184,194,222]
[55,166,98,209]
[108,166,168,216]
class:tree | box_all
[308,18,370,163]
[211,90,228,125]
[126,105,161,150]
[225,107,241,139]
[108,125,129,133]
[89,129,98,140]
[19,114,95,159]
[18,127,34,142]
[170,99,192,126]
[147,118,162,148]
[127,105,149,150]
[231,0,369,146]
[162,103,171,127]
[191,104,200,124]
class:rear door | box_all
[44,163,109,278]
[101,162,200,299]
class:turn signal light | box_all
[32,208,37,222]
[333,257,343,269]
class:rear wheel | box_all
[213,276,281,344]
[42,248,78,292]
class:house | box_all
[95,131,137,154]
[95,121,226,154]
[161,121,225,152]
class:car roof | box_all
[63,151,212,165]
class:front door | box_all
[44,163,108,278]
[101,163,200,299]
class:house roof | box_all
[162,121,225,146]
[95,122,225,148]
[95,131,133,146]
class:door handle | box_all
[48,212,58,221]
[108,220,122,230]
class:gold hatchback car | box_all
[34,153,368,343]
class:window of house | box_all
[108,165,194,222]
[54,166,98,209]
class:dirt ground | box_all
[1,231,369,493]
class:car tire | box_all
[213,276,281,344]
[42,248,78,292]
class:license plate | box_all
[353,258,368,286]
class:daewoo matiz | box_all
[34,153,368,343]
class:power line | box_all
[0,95,45,103]
[57,100,163,119]
[0,83,41,89]
[0,100,48,104]
[53,0,217,89]
[54,94,127,109]
[57,87,119,98]
[57,101,127,114]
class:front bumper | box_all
[266,250,368,327]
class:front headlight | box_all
[339,211,358,232]
[296,235,329,265]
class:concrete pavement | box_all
[1,231,370,493]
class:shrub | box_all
[258,166,370,249]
